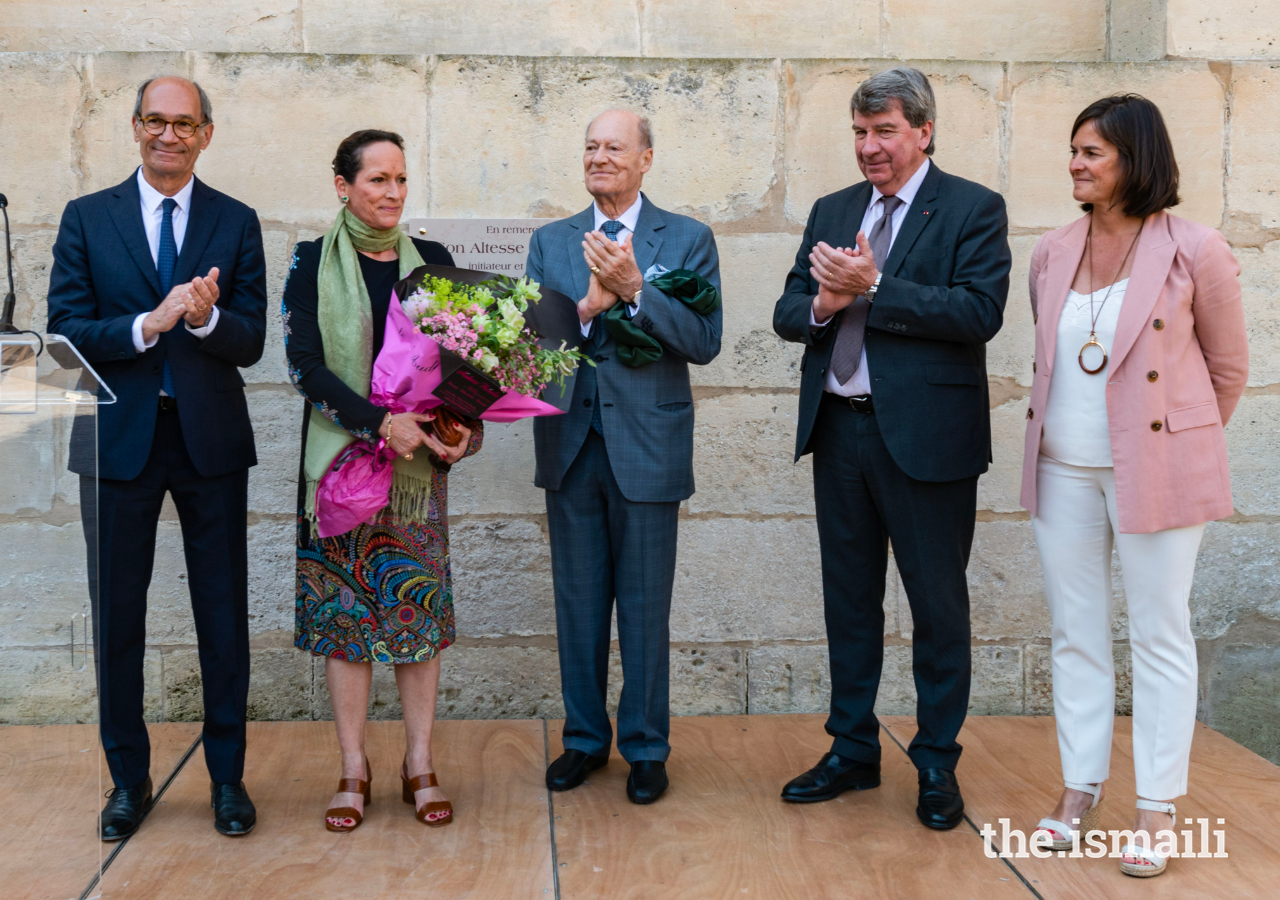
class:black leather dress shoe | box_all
[916,768,965,830]
[781,752,880,803]
[626,761,668,804]
[211,781,256,836]
[100,775,153,841]
[546,749,609,792]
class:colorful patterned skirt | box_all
[295,491,455,664]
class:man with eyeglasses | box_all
[47,76,267,840]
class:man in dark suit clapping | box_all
[773,68,1011,829]
[47,76,267,840]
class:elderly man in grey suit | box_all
[526,109,722,804]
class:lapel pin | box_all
[923,211,930,215]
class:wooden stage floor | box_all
[5,715,1278,900]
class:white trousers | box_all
[1032,455,1204,800]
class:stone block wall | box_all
[2,1,1278,762]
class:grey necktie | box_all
[829,194,901,386]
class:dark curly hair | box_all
[1072,95,1180,219]
[332,129,405,183]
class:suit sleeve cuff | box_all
[809,301,833,329]
[184,305,219,339]
[132,313,158,352]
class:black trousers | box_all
[811,396,976,771]
[81,405,250,789]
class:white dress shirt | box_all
[1040,279,1128,467]
[812,158,931,396]
[131,167,219,355]
[581,195,644,337]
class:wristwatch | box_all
[865,272,883,302]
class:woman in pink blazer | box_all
[1021,95,1248,878]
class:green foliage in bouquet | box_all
[402,273,589,397]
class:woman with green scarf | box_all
[283,130,481,833]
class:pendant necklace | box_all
[1079,217,1143,375]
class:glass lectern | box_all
[1,332,114,899]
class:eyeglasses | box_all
[137,116,208,139]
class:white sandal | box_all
[1035,781,1104,851]
[1119,799,1176,878]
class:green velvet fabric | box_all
[604,269,721,368]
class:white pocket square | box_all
[644,263,670,282]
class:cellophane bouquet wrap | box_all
[314,272,586,538]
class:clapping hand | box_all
[577,272,621,325]
[583,232,644,300]
[810,235,879,321]
[140,267,223,342]
[141,283,192,343]
[181,268,220,328]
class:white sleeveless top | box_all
[1040,279,1128,468]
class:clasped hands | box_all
[577,231,644,325]
[142,267,221,343]
[378,412,472,464]
[810,232,880,322]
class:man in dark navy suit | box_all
[47,76,267,839]
[773,68,1010,829]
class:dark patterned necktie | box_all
[830,195,901,386]
[589,220,624,434]
[158,198,178,397]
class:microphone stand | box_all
[0,193,19,335]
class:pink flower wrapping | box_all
[313,295,565,538]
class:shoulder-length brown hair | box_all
[1072,94,1180,219]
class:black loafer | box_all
[101,775,153,841]
[211,781,257,836]
[626,761,668,804]
[781,752,880,803]
[916,767,965,830]
[546,749,609,792]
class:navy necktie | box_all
[589,220,624,434]
[158,198,177,397]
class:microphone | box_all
[0,193,18,334]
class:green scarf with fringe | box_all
[303,206,429,528]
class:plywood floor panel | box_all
[97,720,554,900]
[884,716,1280,900]
[2,723,201,900]
[549,714,1032,900]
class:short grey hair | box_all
[133,76,213,124]
[585,110,654,151]
[850,67,936,156]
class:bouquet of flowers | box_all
[314,266,587,537]
[398,273,585,440]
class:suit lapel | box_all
[841,182,873,256]
[630,192,666,278]
[563,204,595,305]
[174,178,221,285]
[1039,217,1089,374]
[882,161,941,277]
[107,172,163,300]
[1109,212,1175,374]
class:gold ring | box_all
[404,452,414,461]
[591,266,601,275]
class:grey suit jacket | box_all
[527,195,722,503]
